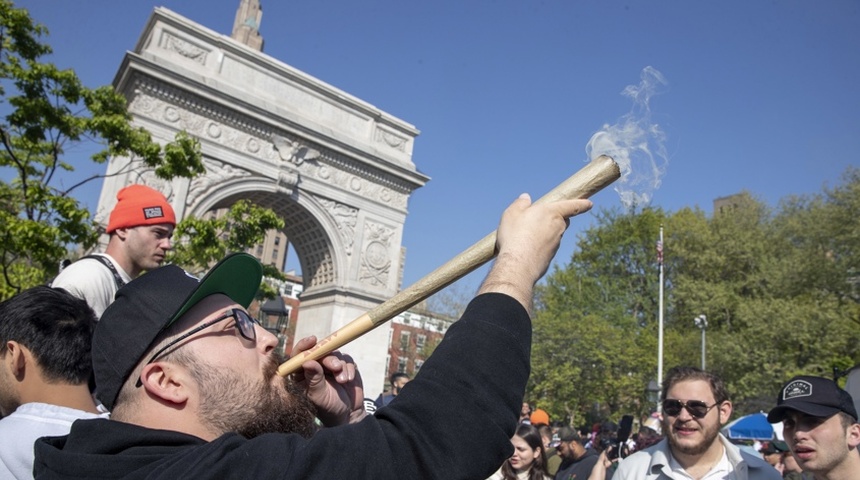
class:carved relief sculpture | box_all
[317,197,358,256]
[359,220,393,287]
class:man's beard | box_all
[665,416,721,456]
[193,354,318,439]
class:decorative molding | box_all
[374,127,407,152]
[359,220,393,287]
[316,196,358,256]
[277,168,298,196]
[161,31,208,65]
[187,159,252,207]
[127,77,414,208]
[272,134,321,166]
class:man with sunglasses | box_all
[612,366,780,480]
[33,193,594,479]
[767,376,860,480]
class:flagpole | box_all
[657,225,664,413]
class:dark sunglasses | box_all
[662,399,719,418]
[135,309,258,387]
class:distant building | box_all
[384,308,454,381]
[203,207,289,272]
[713,193,745,215]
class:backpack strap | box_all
[81,254,127,290]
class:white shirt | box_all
[666,444,734,480]
[0,402,109,479]
[51,253,132,318]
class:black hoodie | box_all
[35,293,531,480]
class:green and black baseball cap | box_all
[92,253,263,410]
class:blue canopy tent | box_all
[722,412,780,441]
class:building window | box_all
[416,334,426,349]
[415,360,424,372]
[256,245,263,256]
[274,236,281,246]
[399,331,410,351]
[397,357,408,373]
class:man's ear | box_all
[3,341,28,379]
[139,362,190,406]
[718,400,733,425]
[847,422,860,449]
[113,227,131,241]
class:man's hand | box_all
[587,450,617,480]
[290,335,366,426]
[479,194,593,310]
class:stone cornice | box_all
[126,75,420,210]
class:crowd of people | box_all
[505,369,859,480]
[0,183,857,480]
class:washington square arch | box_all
[94,2,428,396]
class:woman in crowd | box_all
[489,423,552,480]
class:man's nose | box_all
[255,323,279,354]
[676,407,695,421]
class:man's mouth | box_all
[673,424,699,437]
[793,445,815,460]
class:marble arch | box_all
[94,7,428,395]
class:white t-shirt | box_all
[0,402,109,479]
[51,254,132,318]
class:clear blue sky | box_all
[14,0,860,292]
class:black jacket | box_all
[34,293,531,479]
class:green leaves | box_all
[530,181,860,425]
[0,1,208,297]
[0,1,287,302]
[169,200,286,299]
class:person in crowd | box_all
[610,366,781,479]
[531,408,550,426]
[767,375,860,480]
[555,425,599,480]
[760,441,789,474]
[521,402,534,423]
[537,423,562,476]
[374,372,410,409]
[489,423,553,480]
[634,416,663,453]
[0,286,109,478]
[52,184,175,317]
[33,193,594,479]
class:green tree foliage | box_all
[0,0,204,297]
[532,207,668,425]
[531,178,860,425]
[0,1,285,301]
[169,199,286,298]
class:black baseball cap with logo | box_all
[767,375,858,423]
[92,253,263,411]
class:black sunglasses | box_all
[662,399,719,418]
[135,309,258,387]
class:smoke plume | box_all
[586,66,669,209]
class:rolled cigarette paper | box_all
[278,154,620,376]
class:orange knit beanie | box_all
[106,185,175,233]
[530,408,550,425]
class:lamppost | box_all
[646,379,661,412]
[694,314,708,370]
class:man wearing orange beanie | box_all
[52,184,175,317]
[530,408,550,426]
